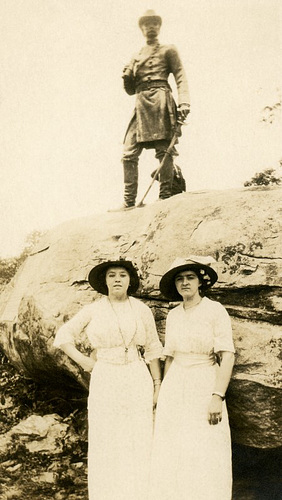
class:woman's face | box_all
[175,270,201,300]
[105,266,131,298]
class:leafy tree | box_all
[244,167,282,187]
[261,95,281,124]
[244,93,282,188]
[20,230,44,259]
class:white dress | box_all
[149,297,235,500]
[53,296,163,500]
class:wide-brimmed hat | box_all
[88,259,140,295]
[138,9,162,28]
[160,256,218,301]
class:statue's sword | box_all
[136,119,185,208]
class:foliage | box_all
[0,351,42,434]
[0,230,44,286]
[251,93,282,189]
[244,168,282,187]
[0,348,87,432]
[0,256,23,287]
[220,242,262,275]
[261,94,281,124]
[0,350,88,500]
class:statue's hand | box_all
[122,68,135,96]
[178,103,190,121]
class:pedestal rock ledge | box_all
[0,187,281,448]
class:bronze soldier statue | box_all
[120,9,190,209]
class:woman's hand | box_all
[58,343,96,374]
[208,351,234,424]
[79,355,96,373]
[153,384,161,411]
[208,394,223,425]
[149,359,162,411]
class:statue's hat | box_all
[138,9,162,28]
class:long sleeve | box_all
[122,57,136,96]
[53,304,93,348]
[162,309,176,357]
[213,303,235,353]
[139,302,163,363]
[166,45,190,105]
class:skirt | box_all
[88,359,154,500]
[148,358,233,500]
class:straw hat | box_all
[160,256,218,301]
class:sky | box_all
[1,0,281,257]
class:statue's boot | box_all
[108,160,138,212]
[158,154,174,199]
[123,159,138,207]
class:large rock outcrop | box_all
[0,187,281,448]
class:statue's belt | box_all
[135,80,170,93]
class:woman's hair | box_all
[88,259,140,295]
[175,268,209,299]
[193,269,209,296]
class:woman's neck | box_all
[108,294,128,303]
[183,294,202,310]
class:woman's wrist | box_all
[212,391,225,401]
[78,352,88,362]
[153,378,162,386]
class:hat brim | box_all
[88,260,140,295]
[160,263,218,301]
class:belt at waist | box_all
[174,352,215,368]
[136,80,170,93]
[96,346,141,365]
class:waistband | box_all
[174,352,215,368]
[96,346,141,365]
[136,79,170,93]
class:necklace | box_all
[108,297,138,364]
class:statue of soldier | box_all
[119,9,190,209]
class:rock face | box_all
[0,414,69,456]
[0,187,281,448]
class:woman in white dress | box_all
[149,256,235,500]
[53,259,163,500]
